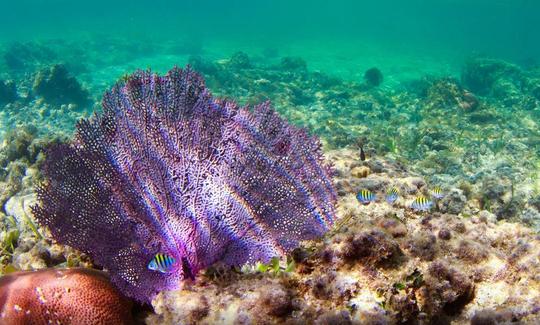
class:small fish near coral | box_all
[431,186,444,199]
[148,253,177,274]
[385,186,400,204]
[411,196,433,212]
[357,189,376,204]
[32,66,337,303]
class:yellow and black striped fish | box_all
[357,189,376,204]
[148,253,177,274]
[385,186,399,204]
[411,196,433,212]
[431,186,444,199]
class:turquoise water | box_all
[2,0,539,81]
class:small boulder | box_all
[351,166,370,178]
[439,189,467,214]
[364,67,383,87]
[33,64,91,107]
[228,51,252,70]
[461,57,522,96]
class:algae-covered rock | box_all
[33,64,91,107]
[425,77,479,110]
[188,55,220,75]
[461,57,522,96]
[439,188,467,214]
[364,67,383,87]
[530,79,540,101]
[228,51,252,70]
[351,166,370,178]
[4,193,36,224]
[468,110,498,124]
[520,207,540,230]
[0,161,26,210]
[0,126,38,167]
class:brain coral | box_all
[0,268,133,324]
[32,67,337,302]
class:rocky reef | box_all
[186,53,540,231]
[147,149,540,324]
[1,39,540,324]
[32,64,91,108]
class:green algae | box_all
[253,256,296,277]
[1,228,19,255]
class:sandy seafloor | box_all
[1,38,540,324]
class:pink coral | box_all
[0,268,133,324]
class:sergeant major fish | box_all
[148,253,177,274]
[357,189,376,204]
[411,196,433,212]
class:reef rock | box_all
[32,64,91,107]
[439,188,467,214]
[228,51,252,70]
[364,67,384,87]
[461,57,522,96]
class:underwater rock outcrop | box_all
[425,77,479,110]
[32,64,91,107]
[228,51,252,70]
[0,268,133,324]
[32,67,337,303]
[461,57,522,96]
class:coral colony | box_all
[32,67,337,302]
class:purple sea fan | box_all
[32,67,337,302]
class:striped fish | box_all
[385,186,399,204]
[411,196,433,212]
[148,253,177,274]
[357,189,376,204]
[431,186,444,199]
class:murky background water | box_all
[2,0,539,80]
